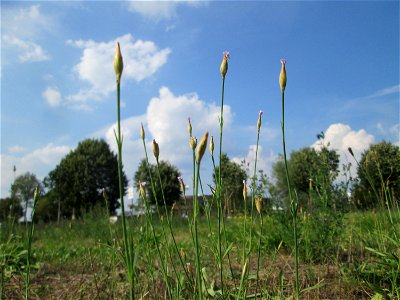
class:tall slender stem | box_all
[256,213,263,297]
[194,163,202,299]
[141,140,174,298]
[217,77,225,294]
[281,91,299,299]
[155,160,193,288]
[116,81,134,300]
[25,187,39,300]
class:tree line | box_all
[1,138,399,223]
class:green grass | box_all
[1,208,398,299]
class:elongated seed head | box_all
[257,110,263,131]
[190,136,197,150]
[243,180,247,202]
[140,123,145,140]
[178,176,186,194]
[209,136,214,156]
[348,147,354,157]
[241,259,249,279]
[196,132,209,164]
[255,197,263,214]
[114,42,123,83]
[34,186,40,203]
[139,181,146,198]
[152,139,159,160]
[279,59,287,92]
[180,248,186,261]
[187,118,192,137]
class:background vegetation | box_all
[1,140,399,299]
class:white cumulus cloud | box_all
[66,34,171,107]
[96,86,233,194]
[1,143,71,198]
[311,123,375,179]
[42,86,62,107]
[147,86,232,163]
[232,145,278,179]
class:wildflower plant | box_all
[113,42,136,300]
[279,58,300,299]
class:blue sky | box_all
[1,1,399,201]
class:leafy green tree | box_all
[0,197,23,221]
[213,153,247,214]
[45,139,128,218]
[35,191,59,223]
[352,141,400,209]
[134,159,181,207]
[10,172,41,222]
[272,147,339,209]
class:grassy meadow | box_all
[1,208,399,299]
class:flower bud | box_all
[139,181,146,198]
[279,59,287,92]
[255,197,263,214]
[370,150,377,161]
[188,118,192,137]
[186,262,191,274]
[196,132,209,164]
[178,176,186,194]
[257,110,263,131]
[348,147,354,157]
[33,186,40,203]
[190,136,197,150]
[180,248,187,261]
[114,42,123,83]
[209,136,214,156]
[243,180,247,202]
[241,259,248,279]
[152,139,159,160]
[220,51,230,79]
[140,123,145,140]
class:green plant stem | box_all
[248,121,261,253]
[194,163,202,299]
[140,184,172,299]
[217,77,226,294]
[25,189,39,300]
[116,81,134,300]
[242,193,247,290]
[256,213,263,297]
[155,159,193,289]
[281,90,299,299]
[141,140,177,297]
[241,117,262,296]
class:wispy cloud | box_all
[65,34,171,109]
[365,84,400,99]
[330,84,400,120]
[8,145,27,154]
[1,5,53,63]
[2,35,50,62]
[127,1,207,20]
